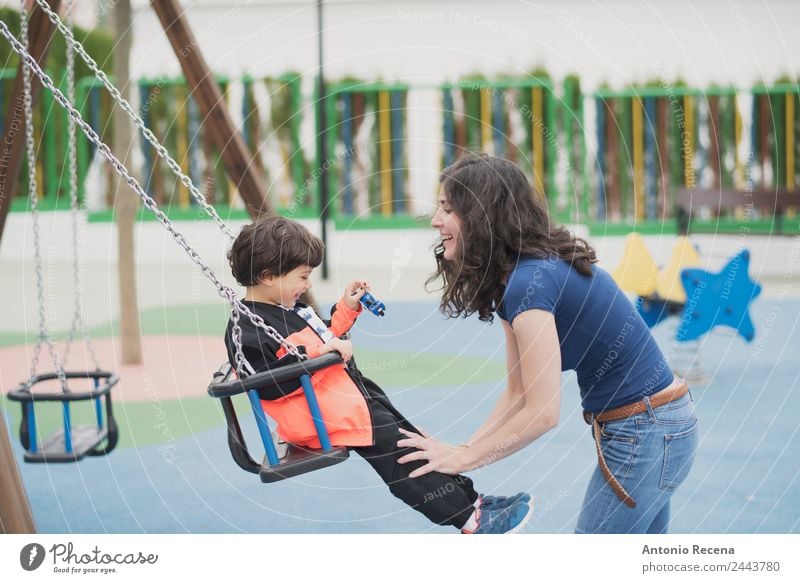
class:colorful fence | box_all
[592,85,799,230]
[138,77,231,210]
[440,77,561,214]
[1,68,114,211]
[751,84,799,192]
[7,68,799,232]
[323,82,410,219]
[241,73,309,215]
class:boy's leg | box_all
[358,377,479,504]
[353,398,476,528]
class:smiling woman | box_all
[431,197,463,262]
[401,153,699,534]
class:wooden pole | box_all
[149,0,272,218]
[0,412,36,533]
[0,0,62,244]
[114,0,143,364]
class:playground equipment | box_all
[613,233,762,383]
[0,7,346,480]
[208,354,350,483]
[6,2,120,463]
[613,233,762,342]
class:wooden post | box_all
[114,0,143,364]
[0,0,62,243]
[0,413,36,533]
[150,0,271,217]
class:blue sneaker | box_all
[480,492,531,510]
[466,500,533,534]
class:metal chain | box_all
[60,0,100,370]
[31,0,235,241]
[0,21,305,370]
[230,306,255,377]
[19,2,69,392]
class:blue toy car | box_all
[359,290,385,317]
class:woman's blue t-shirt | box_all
[497,256,674,412]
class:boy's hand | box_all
[343,280,369,311]
[320,338,353,363]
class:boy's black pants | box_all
[352,377,479,529]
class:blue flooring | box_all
[11,299,800,533]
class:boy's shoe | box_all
[464,500,533,534]
[479,492,531,510]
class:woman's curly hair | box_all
[427,153,598,322]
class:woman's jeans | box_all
[575,392,699,533]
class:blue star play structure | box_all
[635,249,762,343]
[636,249,761,342]
[676,249,762,342]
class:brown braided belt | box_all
[582,381,690,508]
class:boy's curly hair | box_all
[228,216,324,286]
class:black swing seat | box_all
[7,370,119,463]
[208,353,349,483]
[265,435,349,483]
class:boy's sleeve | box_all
[329,298,362,337]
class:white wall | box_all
[118,0,800,89]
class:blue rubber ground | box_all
[11,299,800,533]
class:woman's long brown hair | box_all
[428,154,598,322]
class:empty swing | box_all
[6,2,118,463]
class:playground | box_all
[1,0,799,537]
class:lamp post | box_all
[317,0,329,279]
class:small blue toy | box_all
[359,290,386,317]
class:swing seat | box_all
[7,370,119,463]
[263,434,349,483]
[208,353,349,483]
[29,424,109,463]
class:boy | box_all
[224,216,532,533]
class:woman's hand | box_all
[343,280,370,310]
[396,428,467,477]
[320,338,353,362]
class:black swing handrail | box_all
[208,353,343,398]
[8,370,118,402]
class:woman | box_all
[398,154,698,533]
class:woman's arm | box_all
[398,309,562,476]
[465,320,526,444]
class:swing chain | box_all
[229,305,254,377]
[19,1,69,392]
[31,0,236,241]
[0,22,306,372]
[60,0,100,371]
